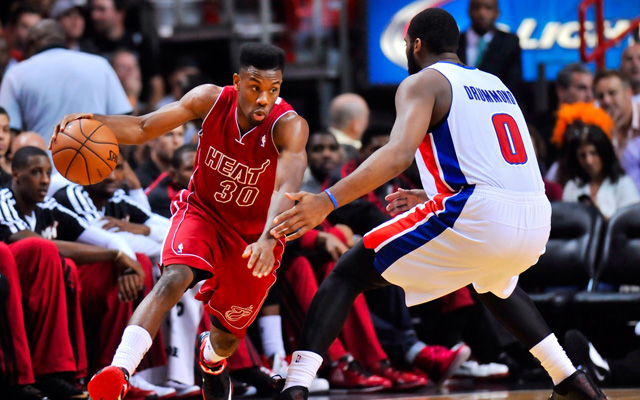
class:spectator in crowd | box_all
[156,57,201,110]
[0,107,11,184]
[135,125,186,188]
[54,154,169,259]
[0,35,10,83]
[89,0,164,112]
[0,239,83,400]
[620,43,640,103]
[556,103,639,219]
[555,63,594,105]
[457,0,522,99]
[5,2,43,65]
[594,69,640,161]
[2,146,172,398]
[328,93,370,162]
[0,19,131,179]
[145,143,196,218]
[564,329,640,387]
[50,0,97,53]
[301,131,341,193]
[110,48,143,114]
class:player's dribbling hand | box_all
[385,188,429,216]
[270,191,334,241]
[49,113,94,150]
[243,238,277,278]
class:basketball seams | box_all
[52,120,119,185]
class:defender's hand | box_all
[50,113,94,150]
[243,238,277,278]
[385,188,429,216]
[270,192,334,241]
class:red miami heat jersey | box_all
[189,85,295,240]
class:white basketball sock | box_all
[111,325,153,376]
[203,336,225,365]
[530,333,576,385]
[259,315,286,358]
[283,351,323,390]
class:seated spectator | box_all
[328,93,370,162]
[5,2,43,65]
[54,154,169,259]
[301,131,340,193]
[135,125,186,189]
[0,236,86,400]
[2,147,171,397]
[555,103,640,219]
[110,48,143,115]
[620,43,640,103]
[0,35,8,85]
[50,0,97,53]
[0,107,12,184]
[11,131,47,154]
[156,57,201,110]
[145,143,196,218]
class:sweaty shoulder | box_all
[273,112,309,152]
[183,84,224,120]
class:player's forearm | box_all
[53,240,119,264]
[260,184,298,241]
[329,143,414,208]
[92,114,147,145]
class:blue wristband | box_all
[324,189,338,209]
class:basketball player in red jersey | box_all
[51,43,309,400]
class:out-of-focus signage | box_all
[368,0,640,85]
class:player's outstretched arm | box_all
[50,84,222,147]
[243,113,309,278]
[272,72,441,240]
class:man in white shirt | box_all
[328,93,370,162]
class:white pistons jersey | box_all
[416,62,544,195]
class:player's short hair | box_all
[594,69,630,88]
[172,143,197,169]
[0,106,8,118]
[12,146,48,171]
[239,43,285,73]
[407,8,459,55]
[556,63,592,89]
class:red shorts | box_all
[161,190,285,338]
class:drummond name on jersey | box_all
[463,85,516,105]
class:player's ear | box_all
[413,38,423,55]
[233,73,240,90]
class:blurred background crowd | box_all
[0,0,640,399]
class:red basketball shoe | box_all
[87,366,130,400]
[413,343,471,385]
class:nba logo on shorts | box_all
[261,135,266,147]
[177,243,184,254]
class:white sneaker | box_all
[129,374,177,399]
[269,353,329,394]
[453,360,509,379]
[164,380,201,398]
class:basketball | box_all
[51,119,119,185]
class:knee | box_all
[151,265,193,302]
[209,330,240,358]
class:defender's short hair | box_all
[556,63,592,89]
[407,8,459,55]
[239,43,285,72]
[12,146,48,171]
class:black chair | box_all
[519,201,603,299]
[574,203,640,311]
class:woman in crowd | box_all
[555,102,640,219]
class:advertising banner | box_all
[368,0,640,85]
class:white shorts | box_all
[362,186,551,306]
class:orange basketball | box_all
[51,119,119,185]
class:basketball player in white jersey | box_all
[270,8,606,400]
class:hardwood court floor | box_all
[254,380,640,400]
